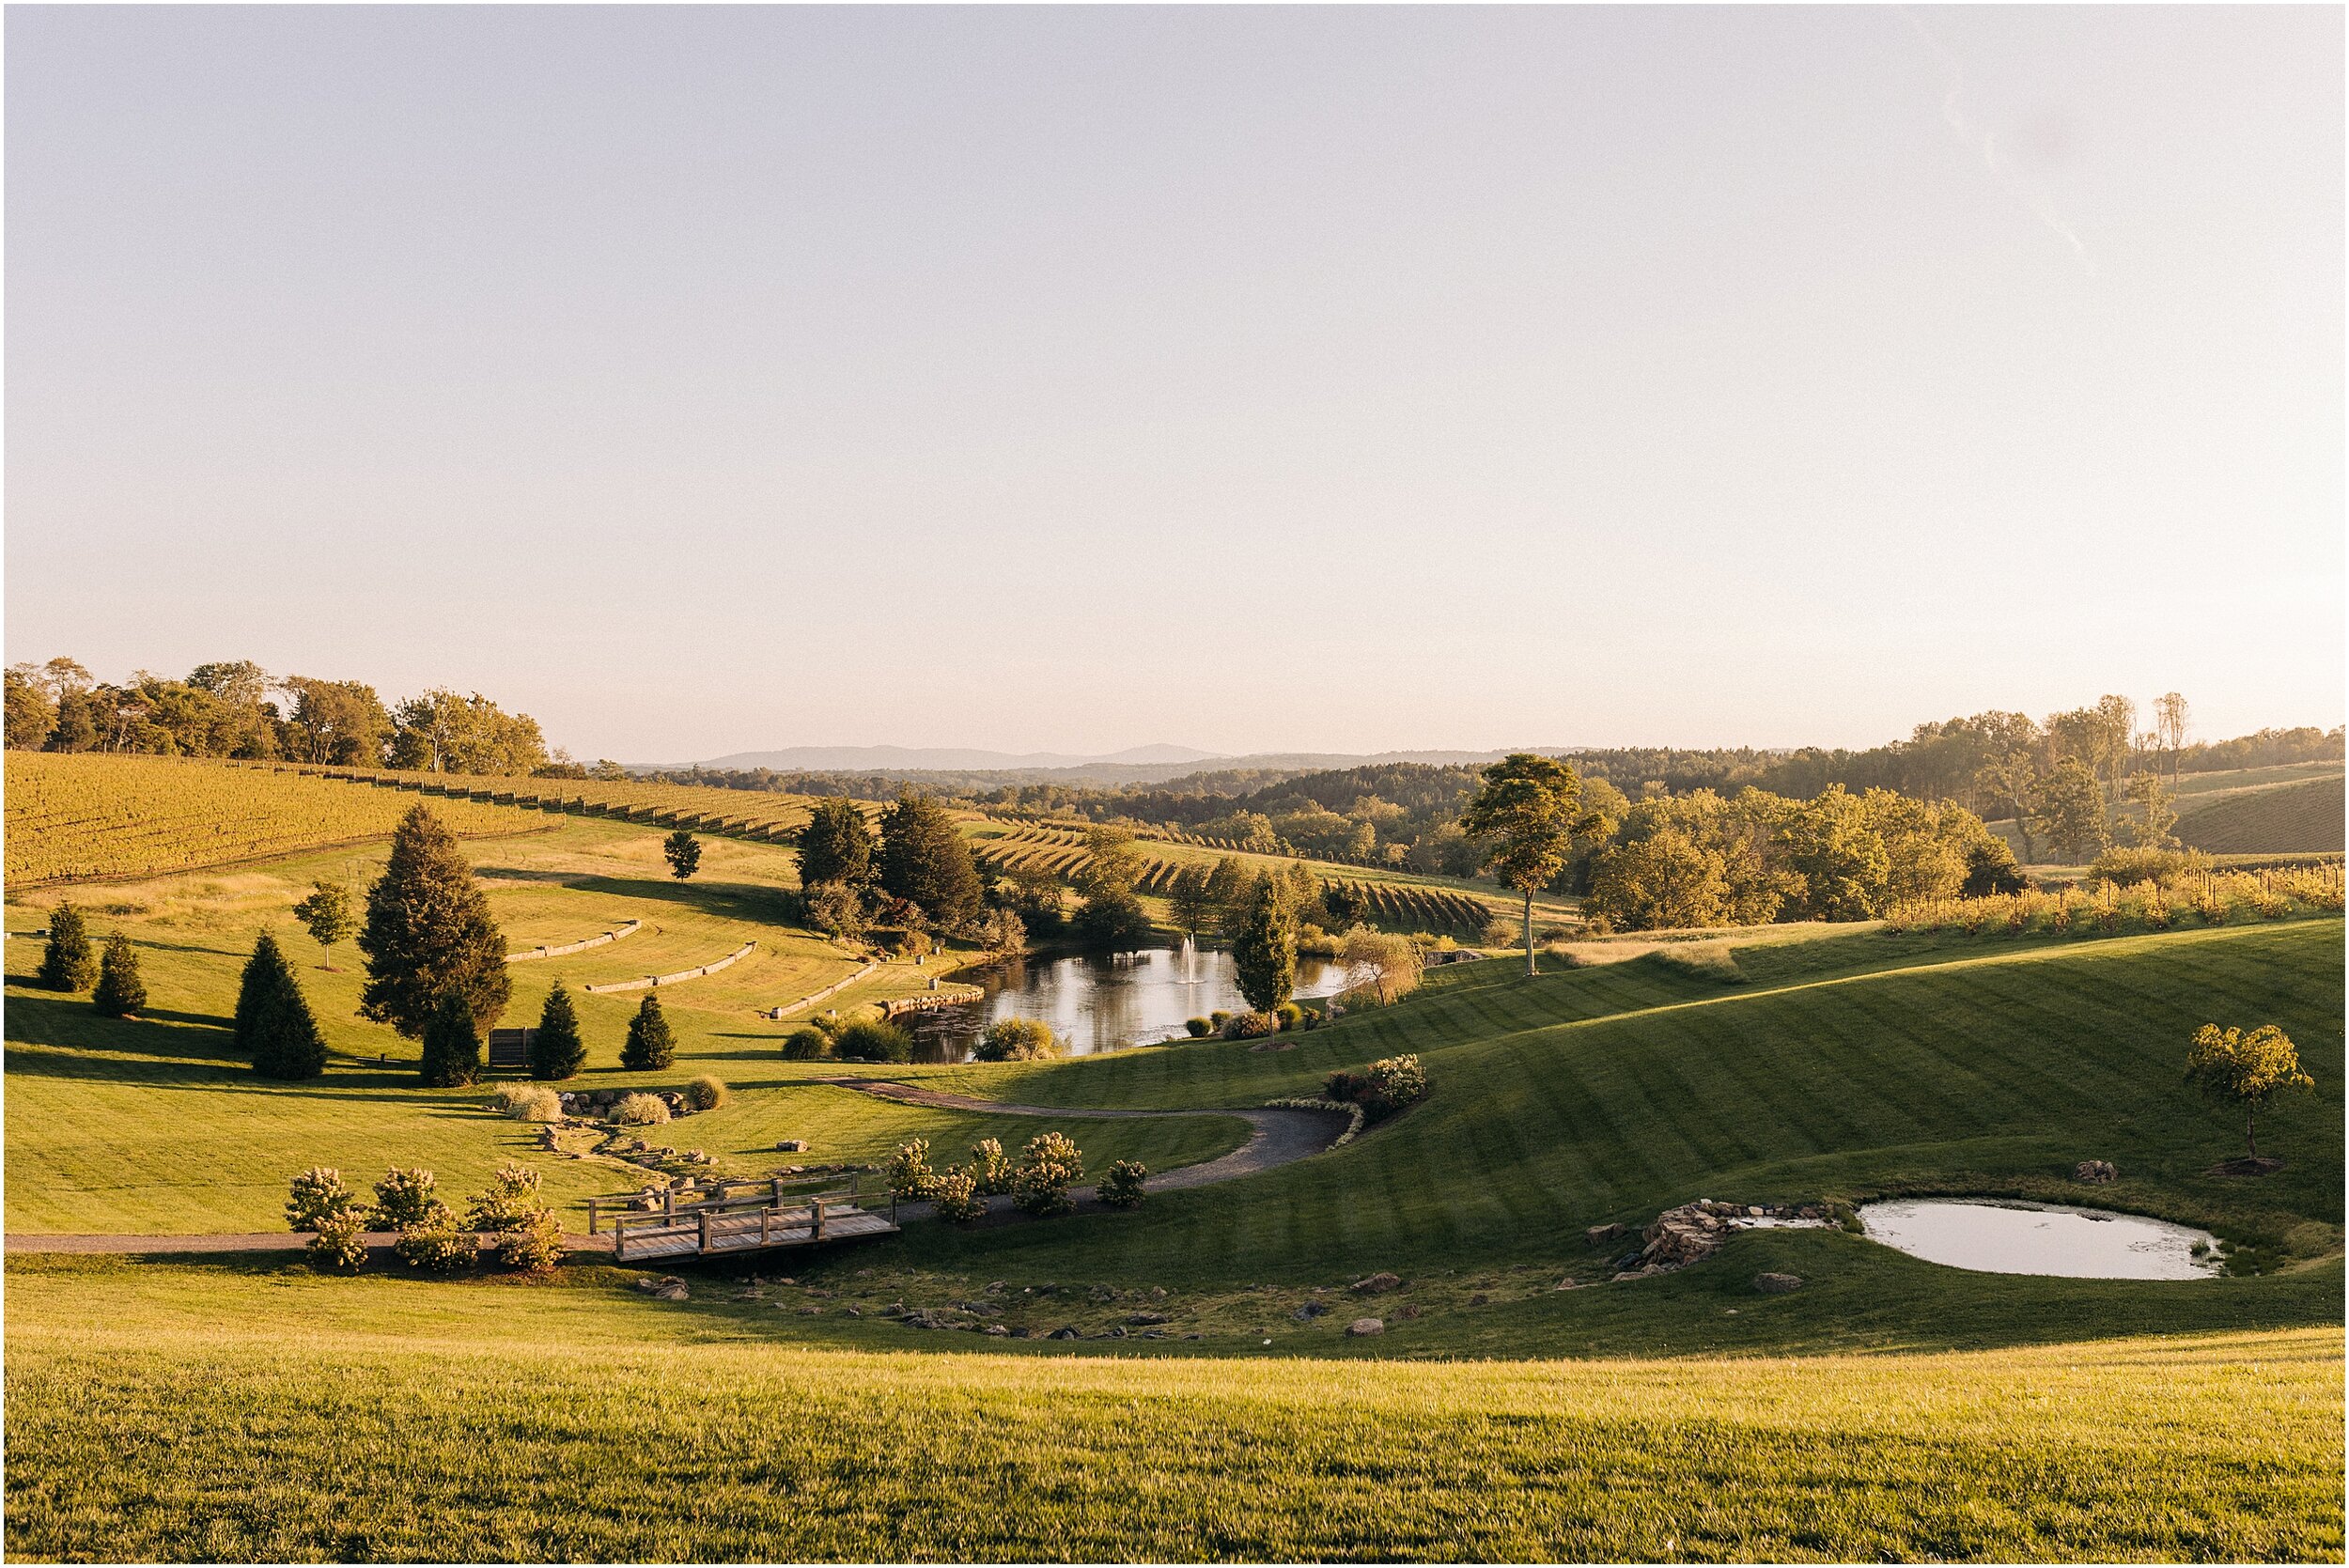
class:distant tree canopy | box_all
[386,689,550,776]
[877,791,982,933]
[358,806,511,1038]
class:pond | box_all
[1859,1198,2221,1281]
[904,943,1361,1063]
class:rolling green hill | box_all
[2176,773,2345,855]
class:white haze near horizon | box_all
[6,7,2341,763]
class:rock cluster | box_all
[1611,1199,1826,1282]
[561,1088,696,1120]
[633,1274,691,1301]
[2075,1159,2118,1183]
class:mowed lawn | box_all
[6,1256,2339,1562]
[3,819,1243,1234]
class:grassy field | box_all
[5,815,1242,1234]
[6,1256,2339,1561]
[2177,773,2346,854]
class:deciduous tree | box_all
[663,831,702,880]
[2030,758,2110,863]
[2185,1023,2313,1158]
[1459,753,1583,974]
[290,880,357,969]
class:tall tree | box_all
[418,988,483,1088]
[238,932,328,1079]
[4,665,55,750]
[796,798,876,891]
[2186,1024,2313,1159]
[663,831,702,880]
[1970,717,2045,865]
[282,676,392,765]
[358,806,510,1037]
[529,982,586,1080]
[2029,758,2110,863]
[36,903,97,992]
[2123,774,2180,850]
[1458,753,1583,975]
[1231,876,1297,1015]
[1168,865,1216,942]
[876,791,983,933]
[290,880,357,969]
[2154,692,2192,785]
[620,992,676,1071]
[91,931,148,1017]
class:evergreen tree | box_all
[877,791,983,932]
[1232,876,1298,1015]
[620,992,676,1071]
[91,931,148,1017]
[238,932,328,1079]
[358,805,510,1038]
[662,831,702,880]
[796,798,876,891]
[418,989,483,1088]
[529,981,587,1080]
[36,902,97,991]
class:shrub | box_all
[91,931,148,1017]
[490,1083,562,1123]
[1096,1159,1147,1209]
[493,1207,565,1274]
[887,1138,937,1202]
[1325,1055,1428,1123]
[392,1201,475,1273]
[36,903,97,992]
[833,1019,911,1063]
[620,993,676,1072]
[1208,1011,1232,1031]
[930,1166,986,1223]
[1011,1131,1084,1217]
[781,1025,830,1061]
[1273,1002,1305,1032]
[371,1166,440,1229]
[969,1138,1011,1196]
[1184,1017,1213,1038]
[308,1208,370,1272]
[2091,845,2207,888]
[1961,840,2029,897]
[613,1092,670,1126]
[529,982,586,1080]
[464,1162,545,1232]
[419,988,483,1088]
[286,1167,358,1233]
[1221,1010,1277,1040]
[683,1074,729,1112]
[973,1017,1060,1062]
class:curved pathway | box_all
[6,1089,1351,1254]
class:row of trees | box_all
[3,655,614,778]
[793,792,993,945]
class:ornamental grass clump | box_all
[1097,1159,1148,1209]
[832,1019,911,1063]
[973,1017,1060,1062]
[613,1092,670,1126]
[490,1083,562,1123]
[1012,1131,1084,1217]
[683,1074,728,1112]
[781,1025,829,1061]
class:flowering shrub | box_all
[286,1166,358,1234]
[371,1166,440,1230]
[307,1207,369,1271]
[1221,1011,1277,1040]
[391,1200,474,1273]
[930,1166,986,1223]
[1012,1131,1084,1217]
[493,1208,565,1274]
[969,1138,1011,1196]
[1096,1159,1148,1209]
[888,1138,937,1202]
[464,1162,544,1232]
[614,1092,671,1126]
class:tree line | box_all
[2,654,618,778]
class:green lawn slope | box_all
[2177,773,2346,854]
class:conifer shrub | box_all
[418,988,483,1088]
[969,1138,1011,1196]
[973,1017,1059,1062]
[36,903,96,992]
[91,931,148,1017]
[832,1019,911,1063]
[286,1167,359,1233]
[238,932,329,1079]
[529,982,586,1080]
[929,1166,986,1223]
[613,1092,670,1126]
[372,1166,441,1229]
[308,1207,370,1272]
[683,1074,728,1111]
[620,993,676,1071]
[1011,1131,1084,1217]
[887,1138,937,1202]
[781,1025,830,1061]
[1097,1159,1148,1209]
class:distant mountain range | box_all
[637,744,1576,787]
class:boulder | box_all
[1291,1300,1329,1321]
[1586,1222,1626,1245]
[1349,1272,1403,1295]
[653,1281,690,1302]
[1552,1277,1579,1291]
[1047,1327,1081,1341]
[1345,1317,1384,1337]
[776,1139,808,1153]
[1752,1272,1803,1295]
[1127,1312,1173,1327]
[2075,1159,2119,1184]
[1395,1303,1421,1320]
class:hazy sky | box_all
[8,6,2341,762]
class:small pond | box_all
[905,943,1360,1063]
[1859,1198,2221,1281]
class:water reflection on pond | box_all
[906,944,1359,1063]
[1859,1198,2222,1281]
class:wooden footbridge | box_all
[588,1174,898,1264]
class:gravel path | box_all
[8,1231,618,1256]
